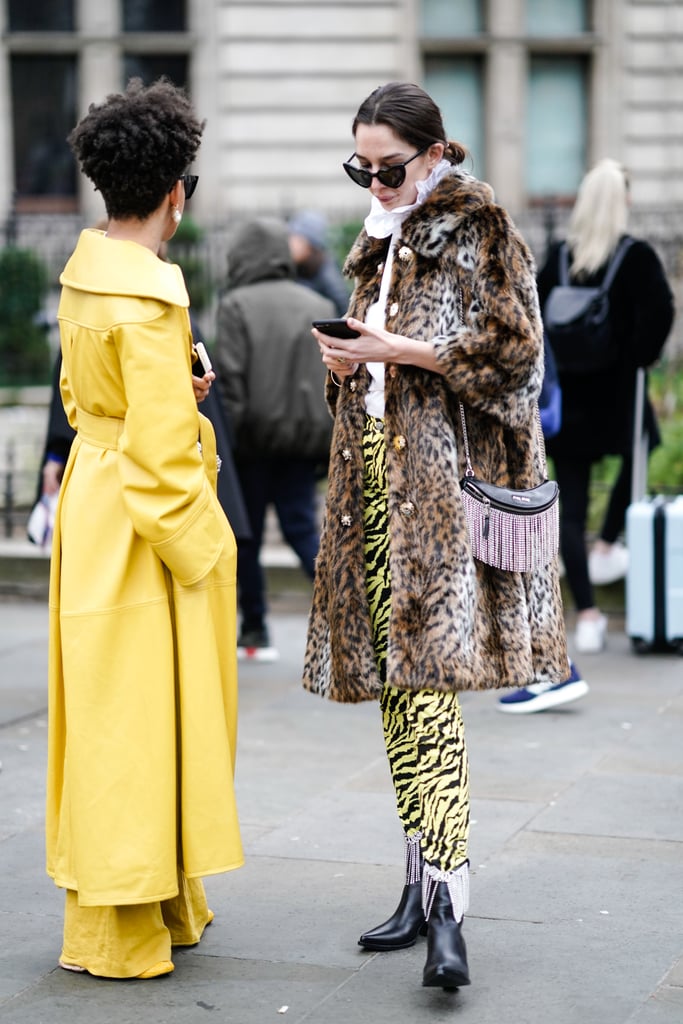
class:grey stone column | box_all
[0,3,16,237]
[485,0,526,217]
[76,0,120,225]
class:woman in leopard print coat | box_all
[304,82,568,991]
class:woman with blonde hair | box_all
[538,159,672,656]
[566,158,630,276]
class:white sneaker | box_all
[588,542,629,585]
[575,613,608,654]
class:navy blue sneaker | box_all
[497,662,589,714]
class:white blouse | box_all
[361,159,453,421]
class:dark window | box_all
[7,0,74,31]
[526,0,588,35]
[122,0,186,32]
[11,56,78,204]
[421,0,483,36]
[527,56,587,197]
[424,57,485,177]
[123,54,189,90]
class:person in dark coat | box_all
[540,159,673,656]
[189,322,251,542]
[214,216,336,659]
[36,353,75,500]
[287,209,350,316]
[27,354,76,550]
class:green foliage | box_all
[648,364,683,492]
[0,247,50,386]
[649,418,683,491]
[329,219,364,271]
[547,364,683,535]
[170,216,204,246]
[542,365,683,611]
[167,216,212,312]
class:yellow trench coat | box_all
[46,229,243,907]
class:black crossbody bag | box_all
[459,405,559,573]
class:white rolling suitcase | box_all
[625,369,683,654]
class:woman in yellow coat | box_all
[46,78,243,979]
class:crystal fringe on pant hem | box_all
[422,860,470,924]
[405,830,423,883]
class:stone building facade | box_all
[0,0,680,353]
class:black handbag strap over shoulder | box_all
[558,235,634,289]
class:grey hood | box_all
[225,217,295,289]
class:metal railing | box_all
[0,436,41,538]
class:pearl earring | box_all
[171,206,182,225]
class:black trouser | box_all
[600,458,632,544]
[553,456,632,611]
[236,456,319,629]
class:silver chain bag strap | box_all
[455,292,559,572]
[459,406,559,572]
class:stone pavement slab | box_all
[0,601,682,1024]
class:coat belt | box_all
[76,408,124,450]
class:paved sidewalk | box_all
[1,595,682,1024]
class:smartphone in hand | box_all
[194,341,213,374]
[312,318,361,339]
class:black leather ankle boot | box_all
[358,881,428,951]
[422,881,470,989]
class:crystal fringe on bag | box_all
[460,478,559,572]
[459,403,559,573]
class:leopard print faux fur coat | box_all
[303,169,568,703]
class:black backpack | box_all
[544,236,633,374]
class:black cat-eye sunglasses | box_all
[342,147,428,190]
[180,174,198,199]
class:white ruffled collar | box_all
[363,159,453,239]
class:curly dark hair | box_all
[68,77,205,221]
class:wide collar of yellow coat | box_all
[60,229,190,308]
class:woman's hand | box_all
[192,370,215,403]
[312,317,441,374]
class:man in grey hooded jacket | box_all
[214,216,335,659]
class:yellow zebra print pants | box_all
[362,415,469,872]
